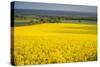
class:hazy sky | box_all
[14,1,97,13]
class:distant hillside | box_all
[14,9,97,17]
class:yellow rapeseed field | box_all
[12,23,97,65]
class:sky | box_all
[14,1,97,13]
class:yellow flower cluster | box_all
[12,23,97,65]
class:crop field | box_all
[12,23,97,65]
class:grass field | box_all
[12,23,97,65]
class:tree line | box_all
[14,15,97,26]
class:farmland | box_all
[12,23,97,65]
